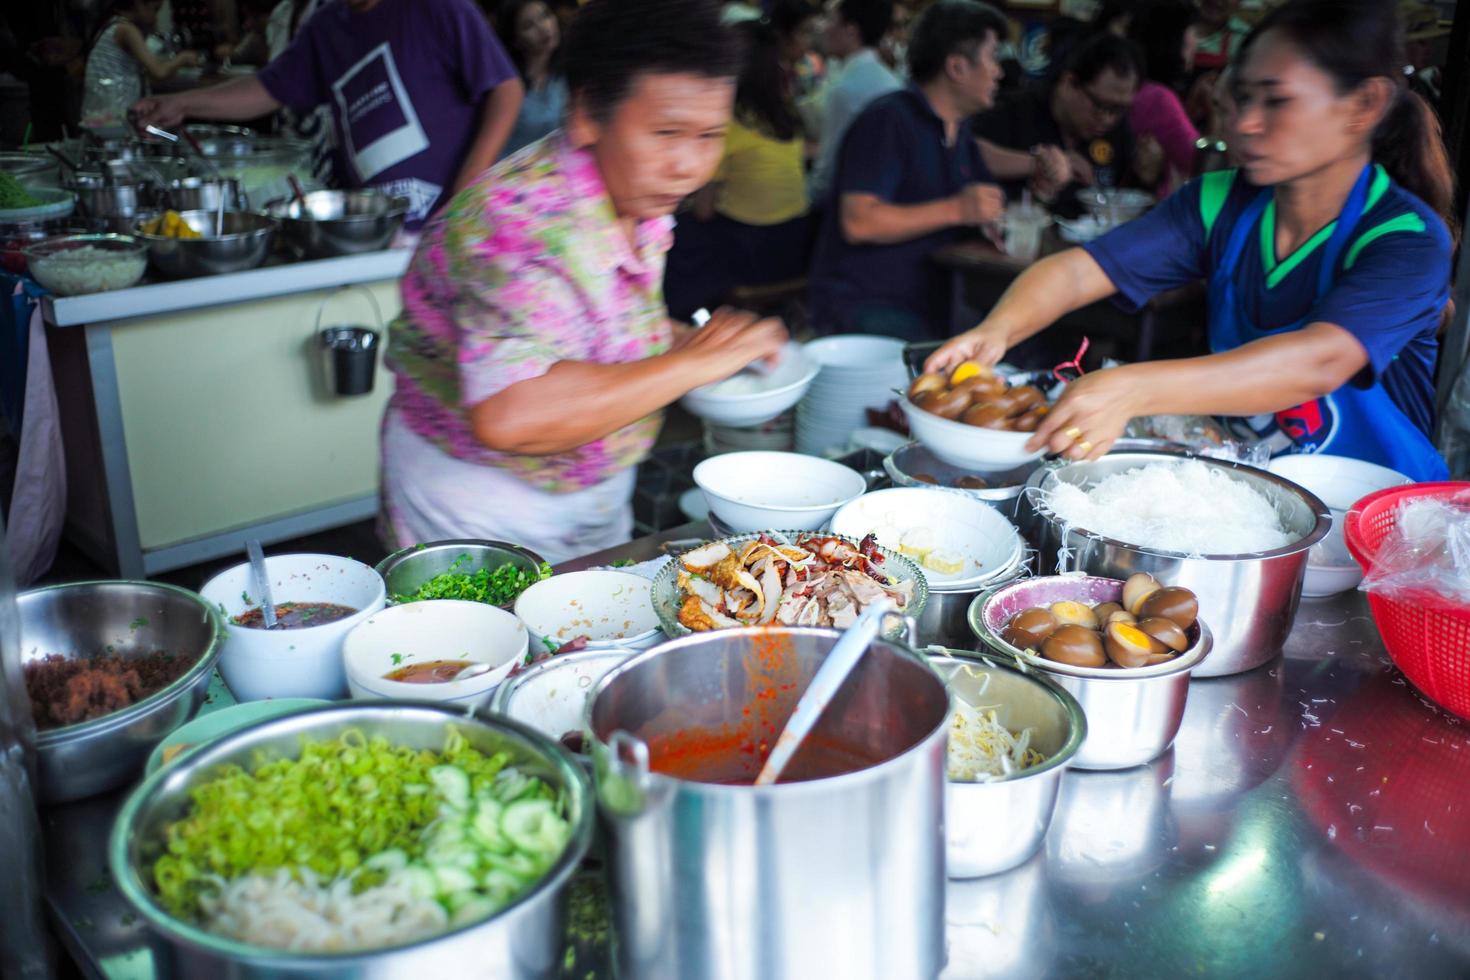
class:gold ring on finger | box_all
[1064,426,1084,441]
[1077,440,1093,453]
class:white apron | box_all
[380,409,636,565]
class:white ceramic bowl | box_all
[489,649,636,745]
[342,599,529,708]
[802,334,908,373]
[900,396,1045,470]
[199,553,386,702]
[829,487,1026,591]
[1266,455,1412,596]
[514,571,662,651]
[693,450,867,532]
[680,343,817,428]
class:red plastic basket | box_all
[1343,481,1470,720]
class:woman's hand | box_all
[679,306,789,386]
[129,94,186,129]
[1027,367,1147,460]
[925,322,1009,374]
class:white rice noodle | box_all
[1040,460,1294,557]
[198,867,448,953]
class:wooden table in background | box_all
[932,232,1207,364]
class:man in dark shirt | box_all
[808,0,1007,341]
[975,32,1156,217]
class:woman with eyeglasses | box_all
[930,0,1454,482]
[975,31,1161,216]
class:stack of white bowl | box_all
[795,336,909,457]
[703,411,795,455]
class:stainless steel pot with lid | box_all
[586,624,949,980]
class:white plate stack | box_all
[703,411,795,455]
[795,336,910,457]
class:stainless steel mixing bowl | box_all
[19,580,223,803]
[109,702,593,978]
[134,209,276,278]
[1022,451,1329,677]
[264,189,409,258]
[376,539,547,609]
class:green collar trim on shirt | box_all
[1344,212,1427,269]
[1199,169,1236,239]
[1259,165,1392,289]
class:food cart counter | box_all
[44,249,410,579]
[42,521,1470,978]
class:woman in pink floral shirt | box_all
[382,0,787,562]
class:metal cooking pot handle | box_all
[598,729,653,817]
[608,729,650,780]
[313,283,384,334]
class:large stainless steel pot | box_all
[19,580,223,802]
[587,626,949,980]
[109,703,592,979]
[1022,451,1329,677]
[928,653,1084,878]
[970,574,1212,770]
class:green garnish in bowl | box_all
[392,555,552,607]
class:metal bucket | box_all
[587,626,949,980]
[315,286,385,397]
[1022,451,1329,677]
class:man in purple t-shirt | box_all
[131,0,523,227]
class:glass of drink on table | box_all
[1002,192,1049,263]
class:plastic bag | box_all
[1359,492,1470,604]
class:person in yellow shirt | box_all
[664,19,813,321]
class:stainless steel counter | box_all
[44,523,1470,978]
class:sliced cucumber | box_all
[501,799,569,856]
[432,865,477,895]
[429,765,471,811]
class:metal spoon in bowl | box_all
[245,539,278,629]
[753,597,894,786]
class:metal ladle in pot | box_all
[753,597,894,786]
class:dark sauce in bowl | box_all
[233,602,357,630]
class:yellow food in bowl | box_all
[142,210,203,239]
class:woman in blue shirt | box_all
[929,0,1455,481]
[495,0,570,159]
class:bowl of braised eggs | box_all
[900,362,1053,469]
[969,572,1212,770]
